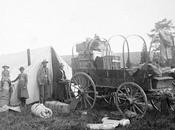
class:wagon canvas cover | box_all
[0,47,72,105]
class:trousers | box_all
[39,84,49,104]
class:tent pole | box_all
[27,49,31,66]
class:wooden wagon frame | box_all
[68,34,175,118]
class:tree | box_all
[148,18,175,65]
[140,42,149,64]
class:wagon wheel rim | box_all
[167,99,175,111]
[150,98,161,112]
[116,82,148,118]
[68,72,96,110]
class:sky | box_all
[0,0,175,55]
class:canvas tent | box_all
[0,46,72,105]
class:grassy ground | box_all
[127,110,175,130]
[1,105,175,130]
[0,106,87,130]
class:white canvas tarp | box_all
[0,47,72,105]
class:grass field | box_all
[1,105,175,130]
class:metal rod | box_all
[27,49,31,66]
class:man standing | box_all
[53,63,68,101]
[57,63,69,101]
[37,60,51,104]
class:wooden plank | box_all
[96,85,116,89]
[153,76,173,80]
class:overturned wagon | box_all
[68,35,175,118]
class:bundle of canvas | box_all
[31,103,53,118]
[0,105,21,112]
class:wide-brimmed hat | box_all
[42,60,48,64]
[2,65,9,69]
[19,66,25,70]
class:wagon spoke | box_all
[130,86,141,98]
[83,97,87,109]
[118,97,127,104]
[118,96,127,101]
[86,80,90,87]
[81,77,87,88]
[132,106,136,113]
[118,90,126,96]
[80,96,83,110]
[135,101,145,106]
[84,80,91,89]
[109,97,113,104]
[76,76,82,87]
[123,86,130,97]
[133,93,144,101]
[72,78,80,87]
[85,97,93,108]
[134,104,144,114]
[87,80,91,87]
[118,94,127,99]
[134,92,143,98]
[85,91,95,94]
[77,76,84,88]
[87,94,94,101]
[132,89,140,96]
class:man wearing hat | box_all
[53,63,68,101]
[37,60,51,104]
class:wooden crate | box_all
[76,42,88,53]
[152,76,174,89]
[45,101,70,114]
[72,53,95,70]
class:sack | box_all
[31,103,53,118]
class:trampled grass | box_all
[1,105,175,130]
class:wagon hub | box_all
[79,88,85,93]
[128,97,135,104]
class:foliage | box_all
[148,18,175,42]
[148,18,175,64]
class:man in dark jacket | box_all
[53,63,69,102]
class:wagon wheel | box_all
[68,72,96,110]
[151,97,175,112]
[115,82,148,118]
